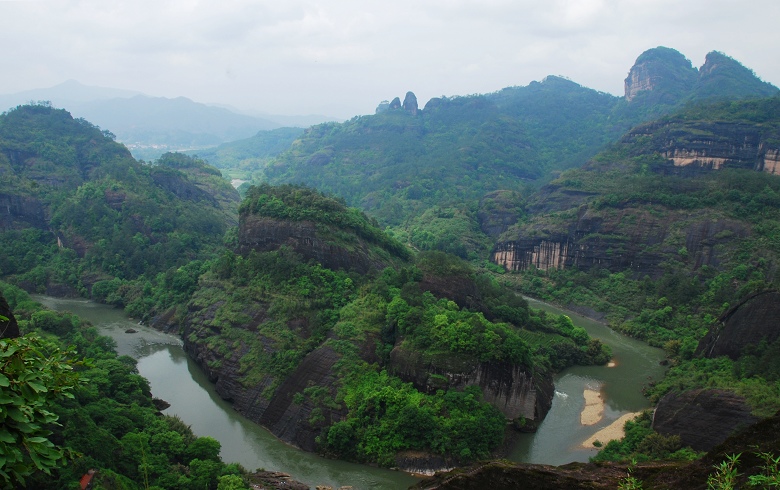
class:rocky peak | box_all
[624,46,697,102]
[375,92,419,115]
[403,91,419,115]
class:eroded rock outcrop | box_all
[390,345,553,424]
[403,92,419,115]
[183,297,345,451]
[697,290,780,359]
[624,47,697,103]
[238,215,391,274]
[652,389,759,451]
[625,119,780,174]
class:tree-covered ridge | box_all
[241,183,411,260]
[0,283,252,489]
[197,49,776,263]
[260,78,623,226]
[0,104,238,303]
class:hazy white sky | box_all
[1,0,777,119]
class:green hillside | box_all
[494,97,780,462]
[0,103,239,315]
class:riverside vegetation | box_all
[0,282,250,489]
[2,46,780,487]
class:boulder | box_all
[652,389,759,451]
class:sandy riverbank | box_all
[580,388,604,425]
[581,412,641,449]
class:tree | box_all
[0,334,81,487]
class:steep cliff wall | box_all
[238,214,392,274]
[389,345,554,424]
[0,193,47,231]
[625,120,780,173]
[696,290,780,360]
[493,207,747,277]
[182,296,344,451]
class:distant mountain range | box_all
[0,80,338,160]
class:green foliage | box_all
[323,373,505,466]
[708,453,742,490]
[0,334,81,487]
[592,412,699,464]
[748,451,780,488]
[0,105,237,315]
[241,183,411,260]
[0,283,248,489]
[617,460,645,490]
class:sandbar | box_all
[581,412,641,449]
[580,388,604,425]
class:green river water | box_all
[37,295,666,488]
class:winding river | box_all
[36,295,665,488]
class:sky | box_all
[1,0,778,120]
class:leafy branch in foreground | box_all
[0,334,83,488]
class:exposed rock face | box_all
[492,201,747,277]
[183,300,345,451]
[625,120,780,173]
[412,460,628,490]
[624,47,697,102]
[150,168,219,205]
[389,345,554,424]
[403,91,419,115]
[238,215,389,274]
[697,290,780,359]
[0,292,19,339]
[652,389,759,451]
[0,193,47,230]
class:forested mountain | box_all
[0,104,611,482]
[199,47,777,261]
[488,96,780,470]
[3,45,780,488]
[0,103,239,312]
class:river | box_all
[36,295,665,488]
[510,297,667,465]
[34,296,419,490]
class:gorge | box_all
[37,294,664,487]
